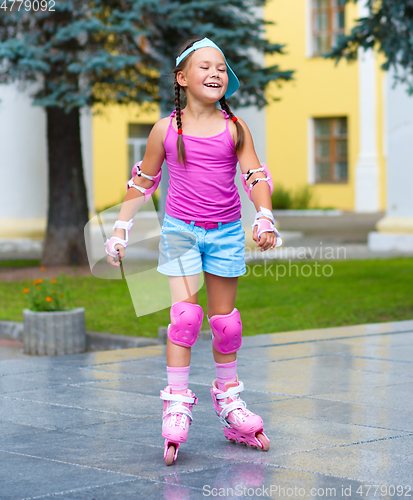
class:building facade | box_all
[265,0,386,211]
[3,0,411,241]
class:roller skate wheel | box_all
[256,433,270,451]
[165,444,176,466]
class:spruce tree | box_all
[326,0,413,94]
[0,0,293,265]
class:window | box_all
[314,117,348,183]
[127,123,153,172]
[313,0,346,56]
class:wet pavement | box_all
[1,320,413,499]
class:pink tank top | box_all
[164,110,242,223]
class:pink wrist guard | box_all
[105,219,134,258]
[251,207,282,247]
[127,161,162,203]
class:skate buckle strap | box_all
[215,381,244,400]
[127,178,146,194]
[164,403,194,423]
[216,398,248,428]
[160,390,198,405]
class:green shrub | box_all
[271,184,315,210]
[271,184,293,209]
[292,184,314,209]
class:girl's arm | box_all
[107,118,168,266]
[234,118,278,252]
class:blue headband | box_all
[175,38,239,99]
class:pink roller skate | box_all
[211,378,270,451]
[160,386,198,466]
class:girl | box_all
[106,37,281,466]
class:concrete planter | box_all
[23,308,86,356]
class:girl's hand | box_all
[252,218,278,252]
[106,244,125,266]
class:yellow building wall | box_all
[265,0,362,210]
[92,103,159,212]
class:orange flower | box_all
[23,288,29,294]
[40,266,45,271]
[45,297,53,302]
[38,279,43,284]
[50,279,57,284]
[60,293,64,298]
[33,280,38,285]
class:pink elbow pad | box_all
[127,161,162,203]
[240,163,273,202]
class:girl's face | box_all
[177,47,229,103]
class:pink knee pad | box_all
[209,308,242,354]
[168,302,204,348]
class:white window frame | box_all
[127,138,148,169]
[305,0,314,58]
[308,118,316,184]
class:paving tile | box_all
[274,434,413,485]
[0,368,133,395]
[52,479,196,500]
[0,395,132,431]
[1,320,413,500]
[1,385,162,418]
[337,331,413,347]
[269,397,413,433]
[46,345,166,368]
[151,464,401,500]
[315,381,413,412]
[0,449,132,500]
[0,428,237,479]
[296,354,413,379]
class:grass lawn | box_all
[1,258,412,337]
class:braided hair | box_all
[173,38,245,165]
[174,72,187,167]
[219,96,245,155]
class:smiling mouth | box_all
[204,83,221,88]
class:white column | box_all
[354,1,380,212]
[80,107,94,215]
[0,82,48,237]
[368,68,413,251]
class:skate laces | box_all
[164,400,193,430]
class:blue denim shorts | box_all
[157,214,246,278]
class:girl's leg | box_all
[204,271,238,364]
[162,273,202,465]
[205,272,270,450]
[166,273,201,368]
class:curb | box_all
[0,320,212,352]
[0,320,159,351]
